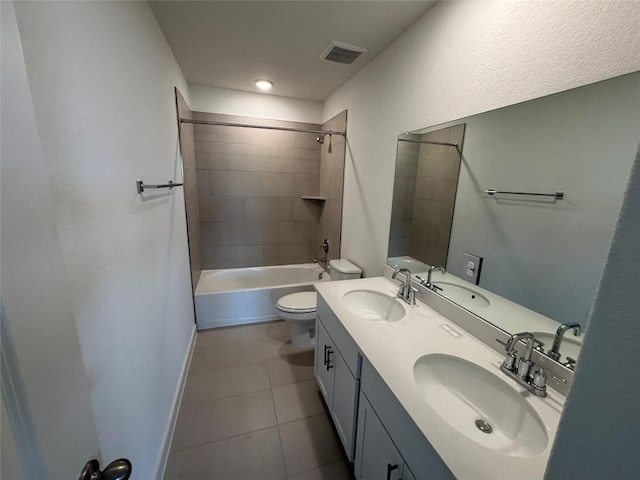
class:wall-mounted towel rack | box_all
[485,189,564,200]
[136,180,183,194]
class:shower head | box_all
[316,133,332,152]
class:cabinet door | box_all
[331,349,359,461]
[314,320,334,406]
[355,393,404,480]
[402,465,416,480]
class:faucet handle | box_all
[531,367,547,395]
[502,350,517,371]
[563,357,577,371]
[408,286,418,305]
[536,364,567,384]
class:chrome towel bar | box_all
[485,189,564,200]
[136,180,183,194]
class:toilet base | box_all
[289,320,316,347]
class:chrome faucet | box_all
[546,322,581,362]
[500,332,548,397]
[392,268,416,305]
[417,265,445,291]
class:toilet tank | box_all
[329,259,362,281]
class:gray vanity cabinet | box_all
[315,294,451,479]
[359,358,454,480]
[314,321,335,402]
[355,392,416,480]
[314,298,361,461]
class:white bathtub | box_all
[195,263,330,330]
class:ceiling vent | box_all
[319,41,368,65]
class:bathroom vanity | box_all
[314,276,565,480]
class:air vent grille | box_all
[320,41,368,65]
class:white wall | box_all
[1,2,100,477]
[11,2,195,477]
[323,0,640,276]
[189,83,322,123]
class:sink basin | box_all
[432,282,490,308]
[342,290,405,322]
[532,331,583,361]
[413,354,548,457]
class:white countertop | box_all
[424,270,579,342]
[315,276,565,480]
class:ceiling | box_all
[150,1,436,101]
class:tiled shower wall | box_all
[409,124,465,266]
[193,112,346,270]
[318,111,347,267]
[388,134,420,258]
[388,125,464,267]
[176,89,201,288]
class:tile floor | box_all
[164,320,354,480]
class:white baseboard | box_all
[154,323,196,480]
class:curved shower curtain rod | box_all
[179,117,346,137]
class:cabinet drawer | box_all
[317,295,361,377]
[361,358,454,480]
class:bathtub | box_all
[194,263,330,330]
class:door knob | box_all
[79,458,132,480]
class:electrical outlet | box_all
[462,253,482,285]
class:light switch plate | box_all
[462,253,482,285]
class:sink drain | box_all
[475,419,493,434]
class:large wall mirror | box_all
[387,72,640,365]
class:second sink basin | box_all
[432,282,490,308]
[413,354,548,458]
[342,289,405,322]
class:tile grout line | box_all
[180,383,272,409]
[263,327,291,476]
[169,423,281,455]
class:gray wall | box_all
[447,73,640,325]
[545,145,640,479]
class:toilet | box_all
[277,259,362,346]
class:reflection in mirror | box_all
[389,124,465,268]
[387,73,640,366]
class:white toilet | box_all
[277,259,362,346]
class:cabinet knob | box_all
[386,463,399,480]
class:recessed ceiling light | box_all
[255,79,273,91]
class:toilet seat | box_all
[276,292,317,314]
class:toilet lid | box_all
[277,292,317,314]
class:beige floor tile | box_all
[165,427,286,480]
[264,333,314,359]
[196,322,266,347]
[259,320,291,345]
[267,348,315,388]
[287,459,353,480]
[189,336,266,372]
[171,389,276,451]
[279,414,343,476]
[272,379,325,424]
[181,361,270,404]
